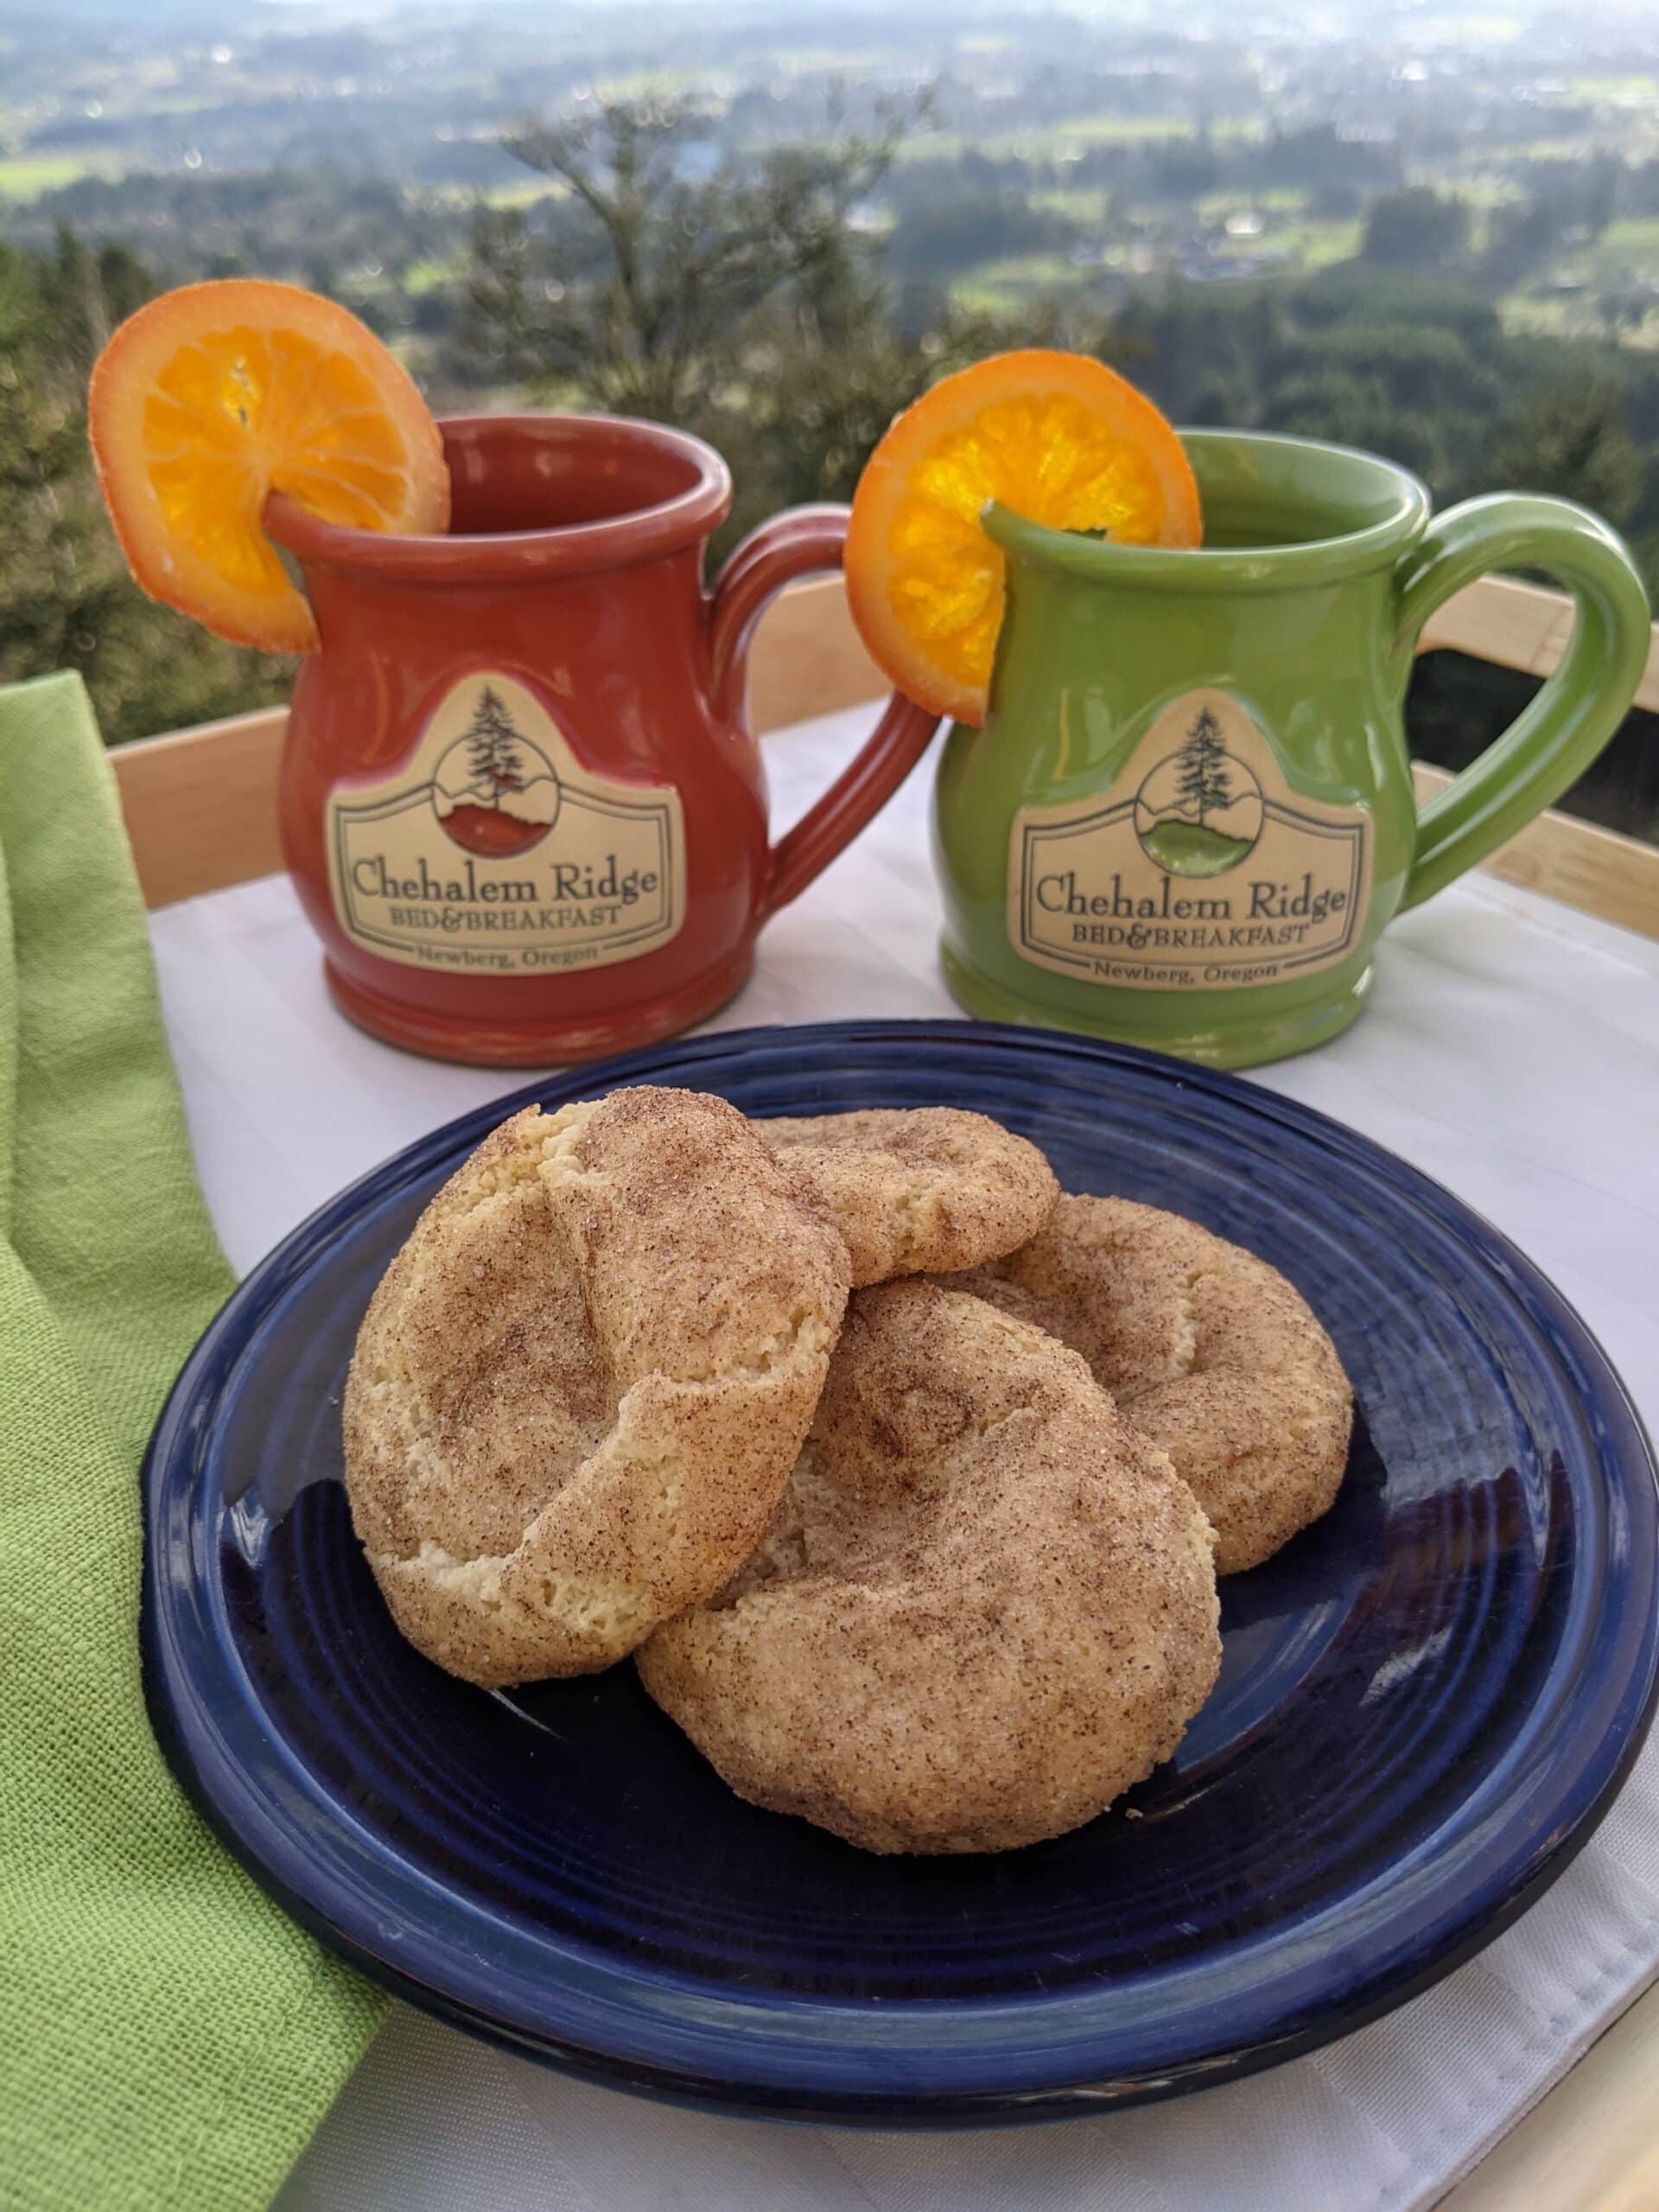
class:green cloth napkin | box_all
[0,673,385,2212]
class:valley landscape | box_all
[2,0,1656,838]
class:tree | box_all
[1484,376,1643,528]
[1300,322,1501,423]
[460,94,912,426]
[1293,264,1499,346]
[1143,133,1219,200]
[464,687,528,797]
[727,238,1110,533]
[460,94,1112,548]
[1361,188,1470,270]
[1484,196,1559,282]
[885,191,1077,281]
[1598,289,1650,344]
[0,229,291,744]
[1176,706,1231,823]
[1262,125,1398,193]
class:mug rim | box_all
[265,412,734,581]
[983,429,1432,589]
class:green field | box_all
[900,115,1259,166]
[950,251,1095,315]
[587,66,707,98]
[1498,294,1586,338]
[1029,185,1115,222]
[1583,218,1659,279]
[770,48,892,73]
[428,179,567,210]
[1567,75,1659,109]
[404,255,460,296]
[1424,173,1524,209]
[1197,187,1310,220]
[1138,819,1255,875]
[1499,289,1659,350]
[1272,218,1363,269]
[0,155,102,200]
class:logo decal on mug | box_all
[1008,690,1371,993]
[325,671,686,978]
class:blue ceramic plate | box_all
[143,1020,1659,2124]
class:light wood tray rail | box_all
[113,567,1659,2206]
[113,573,1659,941]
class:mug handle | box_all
[1391,494,1650,909]
[709,504,940,918]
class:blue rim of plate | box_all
[142,1019,1659,2126]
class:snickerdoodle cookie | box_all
[956,1196,1352,1574]
[755,1107,1057,1288]
[638,1281,1220,1854]
[343,1086,850,1688]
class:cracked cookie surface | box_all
[951,1195,1353,1573]
[755,1106,1057,1288]
[638,1281,1220,1854]
[343,1085,850,1687]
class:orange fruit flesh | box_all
[847,351,1201,726]
[90,280,450,654]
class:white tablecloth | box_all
[148,709,1659,2212]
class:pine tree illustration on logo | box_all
[1175,707,1232,823]
[466,688,528,796]
[1135,701,1264,878]
[434,684,562,856]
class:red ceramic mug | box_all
[268,414,938,1065]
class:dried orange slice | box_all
[89,279,450,654]
[846,349,1201,726]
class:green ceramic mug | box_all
[933,429,1651,1068]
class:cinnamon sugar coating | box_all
[756,1107,1057,1287]
[954,1196,1353,1574]
[638,1281,1220,1854]
[342,1086,850,1687]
